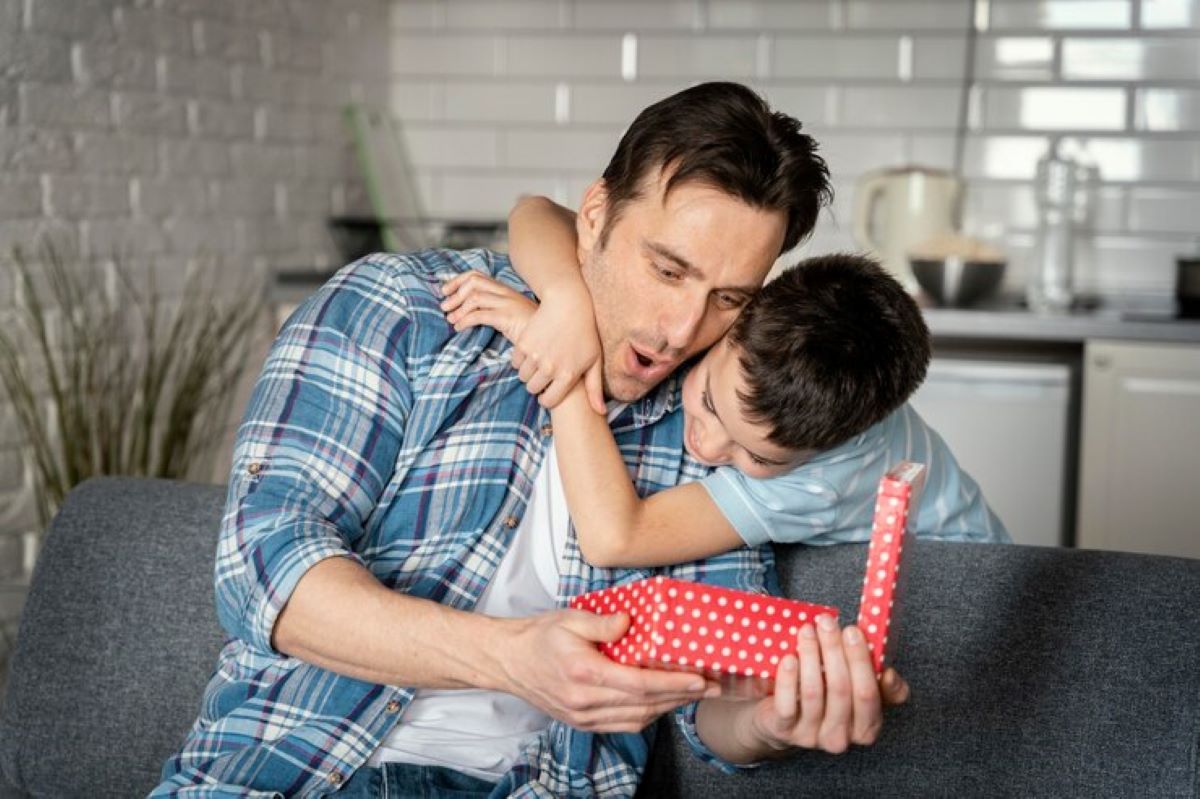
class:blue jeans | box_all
[336,762,497,798]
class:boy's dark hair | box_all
[729,253,931,451]
[599,82,831,254]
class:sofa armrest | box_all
[640,540,1200,797]
[0,478,227,798]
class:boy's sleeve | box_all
[698,466,839,547]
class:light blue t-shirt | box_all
[700,403,1010,547]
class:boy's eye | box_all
[748,453,769,467]
[701,389,716,415]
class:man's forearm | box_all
[695,697,785,765]
[272,557,517,690]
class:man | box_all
[154,83,909,798]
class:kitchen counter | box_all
[924,306,1200,345]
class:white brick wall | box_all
[385,0,1200,300]
[0,0,390,551]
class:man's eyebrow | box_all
[645,241,699,275]
[707,371,788,466]
[644,241,760,297]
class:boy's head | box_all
[680,253,931,478]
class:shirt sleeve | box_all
[213,251,486,655]
[699,466,840,547]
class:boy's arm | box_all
[443,263,745,570]
[507,195,586,298]
[552,385,744,568]
[509,195,605,412]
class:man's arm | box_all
[225,254,714,730]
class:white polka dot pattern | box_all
[569,575,838,699]
[856,461,926,675]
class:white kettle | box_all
[853,166,964,289]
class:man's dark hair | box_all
[728,253,931,451]
[599,82,831,254]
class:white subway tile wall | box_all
[0,1,390,548]
[385,0,1200,299]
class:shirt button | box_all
[385,699,402,713]
[326,772,344,786]
[504,516,519,529]
[539,423,553,437]
[247,462,262,475]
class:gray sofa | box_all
[1,477,1198,798]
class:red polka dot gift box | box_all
[569,576,838,698]
[857,460,926,675]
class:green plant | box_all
[0,240,264,528]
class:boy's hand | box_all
[442,271,605,414]
[442,271,536,344]
[513,278,604,413]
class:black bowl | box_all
[911,257,1006,308]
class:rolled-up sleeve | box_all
[666,540,775,772]
[213,255,416,654]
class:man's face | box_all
[575,171,787,402]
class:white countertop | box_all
[924,306,1200,345]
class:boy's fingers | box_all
[539,377,570,409]
[526,369,553,397]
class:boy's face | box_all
[681,338,813,479]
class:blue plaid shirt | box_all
[153,250,774,798]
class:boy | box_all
[441,197,1008,568]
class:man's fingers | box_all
[880,668,910,708]
[796,623,823,742]
[569,697,692,733]
[773,654,799,727]
[842,625,884,745]
[815,615,852,754]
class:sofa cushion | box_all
[639,539,1200,797]
[0,478,226,798]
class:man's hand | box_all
[441,271,605,414]
[697,615,910,762]
[496,608,718,733]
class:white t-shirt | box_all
[367,441,571,779]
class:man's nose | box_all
[661,297,707,353]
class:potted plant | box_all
[0,240,264,535]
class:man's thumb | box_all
[585,362,605,416]
[569,610,630,643]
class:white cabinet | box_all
[910,357,1073,548]
[1077,340,1200,559]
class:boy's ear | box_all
[576,179,609,258]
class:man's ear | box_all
[576,179,609,258]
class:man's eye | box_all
[654,264,683,281]
[714,293,744,310]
